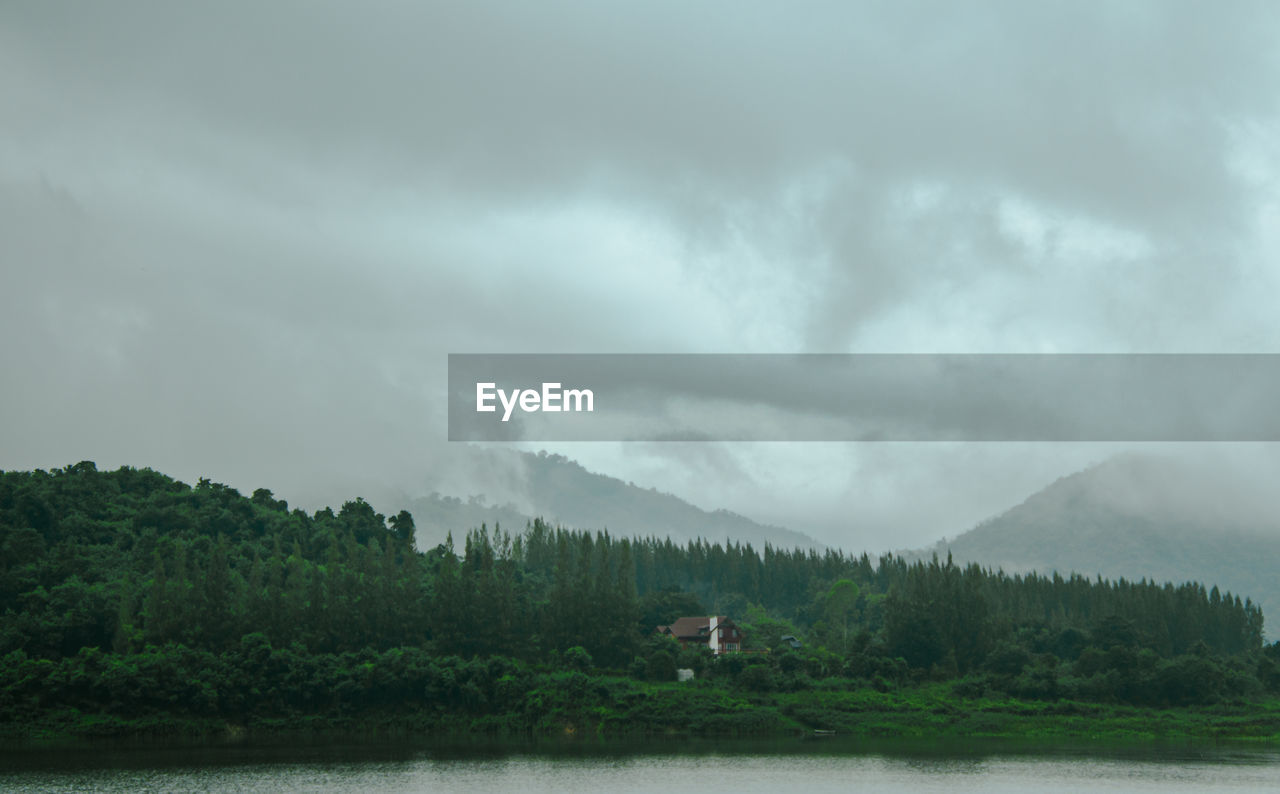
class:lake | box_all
[2,737,1278,792]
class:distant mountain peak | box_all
[924,451,1280,636]
[400,447,823,552]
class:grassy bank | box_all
[7,678,1280,745]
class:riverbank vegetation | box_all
[3,463,1279,741]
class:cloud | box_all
[3,1,1280,549]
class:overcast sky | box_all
[4,2,1280,551]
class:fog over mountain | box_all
[390,447,823,552]
[398,447,1280,632]
[924,452,1280,633]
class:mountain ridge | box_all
[919,453,1280,634]
[400,448,824,552]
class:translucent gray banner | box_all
[447,354,1280,442]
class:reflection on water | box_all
[2,737,1278,793]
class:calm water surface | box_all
[2,738,1277,792]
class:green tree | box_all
[389,510,416,547]
[823,579,860,651]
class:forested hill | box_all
[924,454,1280,632]
[2,463,1277,740]
[401,448,823,552]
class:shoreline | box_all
[7,684,1279,746]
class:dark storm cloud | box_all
[6,2,1277,347]
[3,1,1280,547]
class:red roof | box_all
[665,616,710,639]
[659,616,737,641]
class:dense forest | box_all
[2,463,1279,739]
